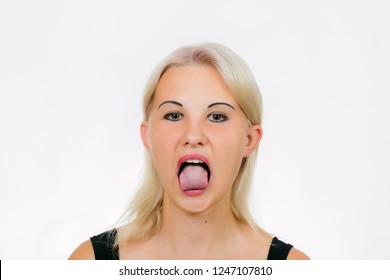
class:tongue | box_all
[179,165,208,191]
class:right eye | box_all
[163,112,183,121]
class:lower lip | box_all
[183,189,206,196]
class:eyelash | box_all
[163,112,228,122]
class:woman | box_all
[69,43,309,260]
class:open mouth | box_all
[177,157,211,194]
[178,160,210,180]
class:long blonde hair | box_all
[117,42,263,244]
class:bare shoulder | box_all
[287,247,310,260]
[68,239,95,260]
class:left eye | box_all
[208,113,227,122]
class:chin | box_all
[174,194,214,215]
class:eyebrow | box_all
[158,100,183,109]
[157,100,235,110]
[208,102,235,110]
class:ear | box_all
[243,125,263,157]
[140,120,150,151]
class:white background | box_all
[1,0,389,259]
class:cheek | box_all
[148,124,180,177]
[213,127,247,158]
[150,126,170,159]
[211,128,247,178]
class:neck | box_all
[156,198,243,259]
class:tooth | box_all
[186,159,203,164]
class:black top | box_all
[90,229,119,260]
[267,237,293,260]
[90,229,293,260]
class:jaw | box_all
[162,180,234,220]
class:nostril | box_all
[184,138,205,146]
[182,127,208,146]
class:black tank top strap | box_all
[267,237,293,260]
[90,229,119,260]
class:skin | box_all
[68,65,309,260]
[144,65,260,216]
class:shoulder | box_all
[68,239,95,260]
[287,247,310,260]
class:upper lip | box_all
[177,154,211,176]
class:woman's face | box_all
[141,65,262,214]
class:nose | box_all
[181,120,208,147]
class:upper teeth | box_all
[186,159,203,164]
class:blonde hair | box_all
[117,42,263,244]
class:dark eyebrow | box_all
[208,102,235,110]
[158,100,183,109]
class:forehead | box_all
[154,65,237,104]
